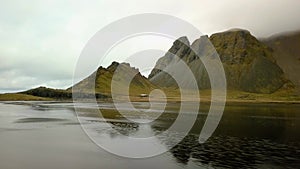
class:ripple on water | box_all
[14,117,68,123]
[167,134,300,168]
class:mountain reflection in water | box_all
[0,102,299,169]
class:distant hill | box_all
[149,29,290,94]
[261,31,300,90]
[20,86,73,99]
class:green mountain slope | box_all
[71,62,156,96]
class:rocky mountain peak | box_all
[106,61,140,74]
[148,36,191,79]
[175,36,190,46]
[72,61,155,95]
[148,28,288,93]
[209,28,270,64]
[107,61,120,72]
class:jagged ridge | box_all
[149,29,289,93]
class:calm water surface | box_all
[0,101,299,169]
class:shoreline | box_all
[2,97,300,106]
[128,97,300,105]
[1,91,300,105]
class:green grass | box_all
[133,88,300,103]
[0,93,53,101]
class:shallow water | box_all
[0,101,299,169]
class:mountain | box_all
[8,29,299,101]
[261,31,300,90]
[149,29,289,94]
[70,62,156,96]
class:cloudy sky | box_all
[1,0,300,93]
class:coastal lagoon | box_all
[0,101,299,169]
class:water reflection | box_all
[2,101,299,169]
[82,103,300,168]
[149,103,300,168]
[109,121,139,136]
[169,134,300,168]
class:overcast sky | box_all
[1,0,300,93]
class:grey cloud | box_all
[0,0,300,93]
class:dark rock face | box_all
[149,29,288,93]
[148,36,191,79]
[238,56,285,93]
